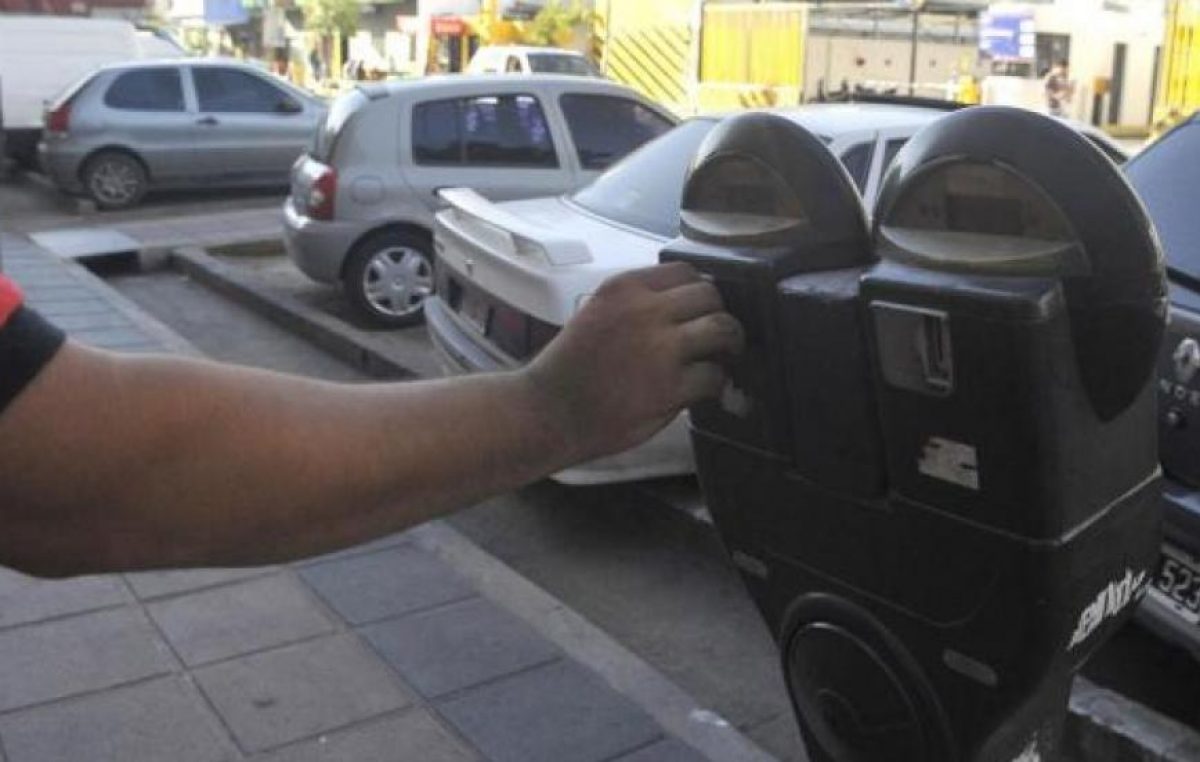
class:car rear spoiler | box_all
[438,187,593,266]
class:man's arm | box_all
[0,263,741,577]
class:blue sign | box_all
[979,10,1036,61]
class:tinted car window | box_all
[195,68,292,113]
[528,53,595,76]
[839,141,874,194]
[104,68,184,112]
[571,119,716,238]
[311,90,367,163]
[560,94,674,170]
[1126,122,1200,282]
[413,95,557,168]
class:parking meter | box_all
[662,108,1167,762]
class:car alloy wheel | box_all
[83,152,147,210]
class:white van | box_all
[0,15,186,168]
[466,46,599,77]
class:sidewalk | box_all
[0,232,776,762]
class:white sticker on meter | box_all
[918,437,980,490]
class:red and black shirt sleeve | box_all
[0,274,66,416]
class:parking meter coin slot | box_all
[777,269,888,497]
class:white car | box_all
[425,103,1128,484]
[467,46,599,77]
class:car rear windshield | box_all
[527,53,595,76]
[1125,121,1200,284]
[570,119,716,238]
[310,90,367,163]
[47,72,97,111]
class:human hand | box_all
[523,262,744,463]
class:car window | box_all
[839,141,874,194]
[104,68,185,112]
[505,56,523,73]
[528,53,595,76]
[560,94,675,171]
[412,94,557,168]
[881,138,908,175]
[571,119,717,238]
[194,67,294,113]
[1125,122,1200,283]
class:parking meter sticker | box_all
[917,436,979,490]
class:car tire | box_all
[343,229,435,328]
[82,150,147,210]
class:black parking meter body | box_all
[661,108,1167,762]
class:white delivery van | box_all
[0,15,186,168]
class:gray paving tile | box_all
[33,298,116,317]
[293,532,409,567]
[258,710,478,762]
[437,660,662,762]
[0,568,130,630]
[21,285,95,304]
[148,573,335,667]
[124,567,273,601]
[70,326,153,348]
[614,739,709,762]
[0,676,238,762]
[43,311,135,332]
[0,607,175,712]
[361,596,559,698]
[195,633,409,753]
[299,545,473,625]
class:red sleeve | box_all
[0,275,21,327]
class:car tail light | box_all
[307,166,337,220]
[45,102,72,135]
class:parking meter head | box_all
[662,112,873,456]
[873,106,1168,421]
[679,111,869,257]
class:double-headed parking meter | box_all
[662,108,1167,762]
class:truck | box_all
[0,15,185,169]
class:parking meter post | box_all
[661,108,1168,762]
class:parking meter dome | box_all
[680,112,870,255]
[873,106,1167,420]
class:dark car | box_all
[1126,112,1200,659]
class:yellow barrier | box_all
[1155,0,1200,132]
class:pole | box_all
[908,8,919,96]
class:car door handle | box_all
[196,116,219,127]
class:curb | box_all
[167,242,1200,762]
[1067,677,1200,761]
[169,246,425,380]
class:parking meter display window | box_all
[680,154,808,244]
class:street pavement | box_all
[0,231,776,762]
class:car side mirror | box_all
[276,98,303,115]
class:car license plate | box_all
[1148,545,1200,625]
[459,290,490,335]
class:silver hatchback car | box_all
[39,59,325,209]
[283,74,675,327]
